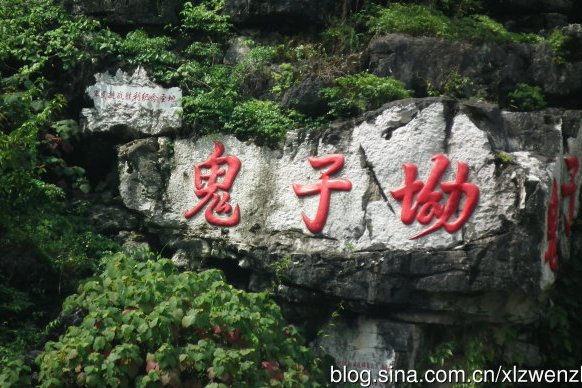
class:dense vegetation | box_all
[0,0,580,386]
[33,251,324,387]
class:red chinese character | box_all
[161,94,167,102]
[142,93,150,101]
[150,94,158,102]
[183,141,241,227]
[125,92,132,100]
[132,92,140,101]
[390,154,480,239]
[561,156,579,236]
[94,90,99,97]
[545,180,559,272]
[116,92,123,99]
[168,95,176,102]
[100,90,107,98]
[293,155,352,234]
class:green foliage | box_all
[179,63,241,131]
[0,2,120,374]
[236,42,278,70]
[118,30,179,81]
[422,335,496,388]
[225,100,301,143]
[180,0,232,36]
[538,220,582,368]
[1,321,55,386]
[495,152,513,165]
[0,0,118,72]
[427,71,483,99]
[508,84,547,111]
[547,30,569,64]
[366,3,541,44]
[272,63,296,97]
[184,41,223,64]
[367,4,451,39]
[36,251,325,386]
[270,256,293,286]
[429,0,482,17]
[321,23,364,55]
[322,72,412,117]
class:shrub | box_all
[322,72,412,117]
[118,30,179,80]
[547,30,569,64]
[367,4,452,38]
[427,71,483,99]
[366,3,541,45]
[321,23,364,54]
[180,0,232,36]
[225,99,300,143]
[180,63,241,132]
[508,84,547,111]
[428,0,482,17]
[36,251,325,387]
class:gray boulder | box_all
[117,98,582,322]
[81,67,182,138]
[366,34,582,106]
[68,0,183,26]
[223,0,335,27]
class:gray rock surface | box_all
[281,77,331,117]
[313,317,421,374]
[81,67,182,137]
[223,0,335,27]
[69,0,183,26]
[117,98,582,323]
[366,34,582,106]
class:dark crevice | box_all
[358,145,394,214]
[442,100,459,154]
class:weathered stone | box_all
[81,67,182,138]
[69,0,183,26]
[224,36,252,65]
[313,317,421,372]
[489,0,577,14]
[117,98,582,323]
[281,77,331,117]
[89,204,140,233]
[366,34,582,107]
[115,231,150,251]
[223,0,335,27]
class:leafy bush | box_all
[428,0,482,17]
[226,99,301,143]
[427,71,483,99]
[322,72,411,117]
[0,0,119,72]
[36,251,325,387]
[367,4,452,39]
[321,23,364,55]
[118,30,179,81]
[366,3,540,44]
[508,84,547,111]
[272,63,296,97]
[180,0,232,36]
[179,63,241,131]
[547,30,569,64]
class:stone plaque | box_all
[81,67,182,137]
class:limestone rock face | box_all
[69,0,183,26]
[81,67,182,137]
[314,317,421,377]
[117,97,582,323]
[366,34,582,105]
[223,0,335,27]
